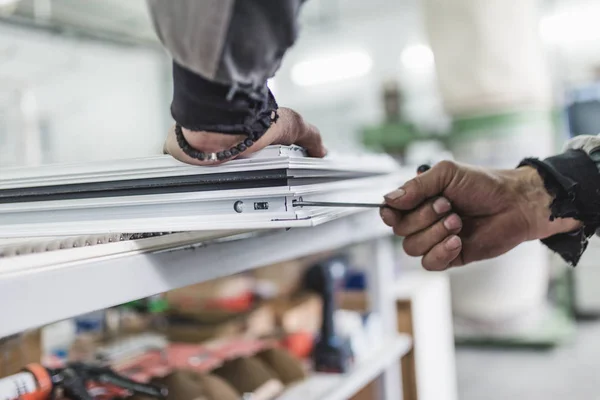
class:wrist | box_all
[182,128,246,154]
[510,166,582,240]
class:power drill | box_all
[304,256,353,373]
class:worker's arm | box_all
[146,0,326,164]
[381,136,600,269]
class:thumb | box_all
[256,108,327,158]
[293,121,327,158]
[384,160,457,210]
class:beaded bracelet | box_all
[175,110,279,162]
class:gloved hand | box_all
[163,108,327,165]
[380,161,581,270]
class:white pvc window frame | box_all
[0,146,408,237]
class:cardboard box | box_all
[166,318,245,343]
[336,290,368,312]
[166,275,254,313]
[245,304,276,337]
[213,356,284,400]
[269,293,322,334]
[252,260,307,298]
[0,330,42,378]
[166,303,276,343]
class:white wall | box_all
[0,24,169,168]
[1,0,597,167]
[273,0,600,153]
[541,0,600,87]
[273,1,448,152]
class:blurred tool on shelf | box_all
[0,362,168,400]
[304,256,354,374]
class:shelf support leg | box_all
[368,236,402,400]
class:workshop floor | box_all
[456,321,600,400]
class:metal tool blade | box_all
[292,164,431,210]
[293,200,385,209]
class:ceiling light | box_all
[400,44,434,71]
[291,51,373,87]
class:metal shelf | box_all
[0,210,391,338]
[277,335,412,400]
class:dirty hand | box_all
[164,107,327,165]
[380,161,581,270]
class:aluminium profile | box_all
[0,172,407,237]
[0,145,398,190]
[0,146,408,237]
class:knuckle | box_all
[284,108,305,130]
[408,176,424,194]
[402,238,422,257]
[380,209,397,227]
[421,258,436,271]
[428,224,448,243]
[436,159,456,172]
[308,123,322,137]
[381,218,394,227]
[279,109,308,143]
[435,160,458,182]
[402,202,437,232]
[418,201,436,221]
[392,225,404,237]
[393,224,409,237]
[423,249,451,271]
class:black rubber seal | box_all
[518,149,600,265]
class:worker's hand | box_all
[164,107,327,165]
[380,161,582,270]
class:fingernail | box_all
[433,197,451,214]
[385,188,406,201]
[443,214,462,231]
[445,235,462,250]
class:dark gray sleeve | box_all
[145,0,305,137]
[518,148,600,266]
[146,0,304,88]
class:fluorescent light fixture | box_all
[400,44,434,71]
[291,51,373,87]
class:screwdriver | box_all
[293,164,431,209]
